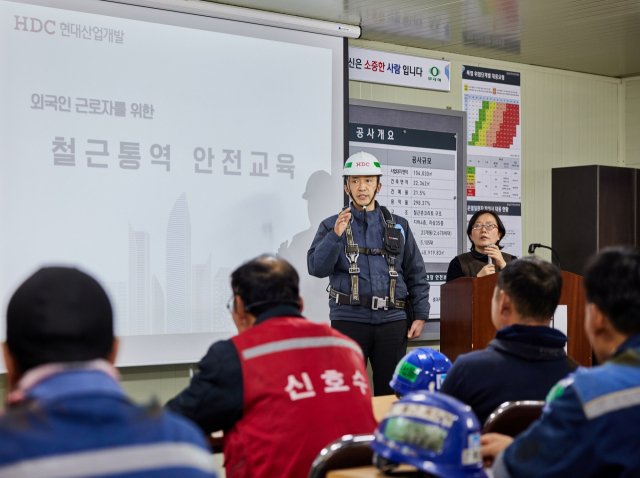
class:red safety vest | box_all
[223,316,377,478]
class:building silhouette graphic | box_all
[192,255,213,333]
[128,224,150,336]
[151,275,165,334]
[103,281,128,336]
[166,193,192,333]
[212,267,234,332]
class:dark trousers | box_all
[331,319,408,397]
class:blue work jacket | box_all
[307,202,430,324]
[493,334,640,478]
[0,369,219,477]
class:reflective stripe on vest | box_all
[0,442,217,478]
[242,336,363,360]
[583,385,640,420]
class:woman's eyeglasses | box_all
[472,224,498,231]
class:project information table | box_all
[349,124,458,263]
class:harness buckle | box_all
[370,248,383,256]
[388,270,399,278]
[371,296,389,311]
[345,245,360,265]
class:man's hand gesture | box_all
[334,208,352,237]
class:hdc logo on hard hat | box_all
[356,162,370,167]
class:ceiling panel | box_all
[202,0,640,77]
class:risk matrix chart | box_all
[465,96,520,149]
[462,65,523,257]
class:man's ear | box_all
[587,303,608,337]
[498,289,513,317]
[376,181,382,193]
[2,343,21,389]
[106,338,119,365]
[234,296,250,327]
[298,297,304,314]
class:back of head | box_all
[231,255,300,316]
[584,247,640,336]
[7,267,114,373]
[497,258,562,321]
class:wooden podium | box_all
[440,271,592,367]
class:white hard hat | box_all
[343,151,383,177]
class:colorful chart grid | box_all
[465,95,520,148]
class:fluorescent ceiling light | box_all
[104,0,362,38]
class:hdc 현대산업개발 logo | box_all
[12,13,125,44]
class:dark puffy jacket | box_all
[307,202,430,324]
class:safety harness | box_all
[328,206,405,311]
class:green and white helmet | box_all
[343,151,383,177]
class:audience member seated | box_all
[0,267,219,477]
[482,247,640,477]
[440,258,579,425]
[389,347,452,397]
[167,255,377,478]
[371,391,486,478]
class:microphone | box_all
[528,243,562,270]
[487,244,495,265]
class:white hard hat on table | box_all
[343,152,383,177]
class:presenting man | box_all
[440,258,579,424]
[0,267,219,478]
[482,247,640,477]
[167,255,377,478]
[307,151,430,396]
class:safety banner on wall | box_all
[462,65,522,257]
[349,47,451,92]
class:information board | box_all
[348,124,458,262]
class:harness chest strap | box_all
[339,207,402,310]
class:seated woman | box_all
[446,209,516,282]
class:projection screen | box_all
[0,0,346,368]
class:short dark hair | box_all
[496,258,562,321]
[467,209,506,251]
[7,267,114,373]
[584,247,640,336]
[231,255,300,316]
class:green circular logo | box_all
[430,66,440,77]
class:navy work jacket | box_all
[494,334,640,478]
[440,324,579,425]
[307,202,430,325]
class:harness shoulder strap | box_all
[379,206,395,226]
[344,219,360,305]
[379,206,401,307]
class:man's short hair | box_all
[7,267,114,373]
[496,258,562,321]
[231,255,300,316]
[584,247,640,336]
